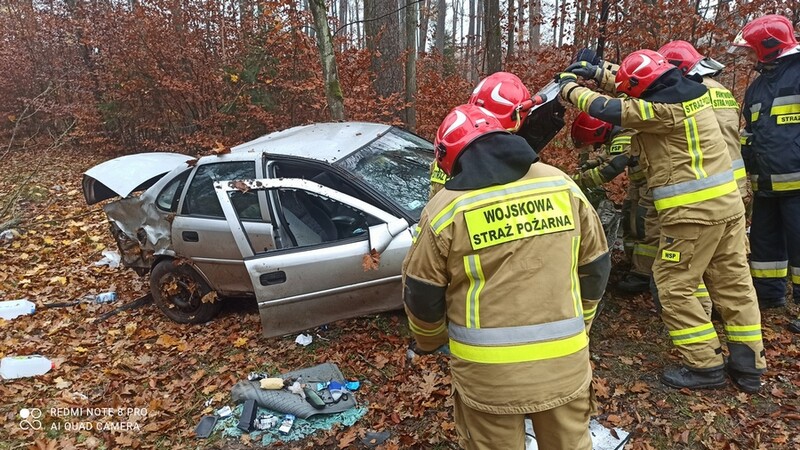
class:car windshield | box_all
[337,128,434,220]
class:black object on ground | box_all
[96,293,153,322]
[238,399,257,432]
[195,415,218,439]
[361,431,391,448]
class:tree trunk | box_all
[506,0,515,60]
[338,0,348,50]
[468,0,476,81]
[516,0,524,51]
[557,0,565,47]
[419,0,430,53]
[310,0,346,120]
[434,0,446,54]
[365,0,404,99]
[529,0,540,50]
[405,0,417,130]
[596,0,610,59]
[553,0,558,45]
[483,0,501,74]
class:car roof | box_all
[231,122,393,164]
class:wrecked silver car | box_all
[83,123,434,337]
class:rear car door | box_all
[214,178,411,338]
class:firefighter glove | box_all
[566,61,602,81]
[573,47,602,65]
[555,72,578,89]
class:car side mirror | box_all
[368,218,409,254]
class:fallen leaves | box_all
[362,248,380,271]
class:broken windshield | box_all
[337,128,434,220]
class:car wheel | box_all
[150,259,222,324]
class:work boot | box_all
[618,273,650,293]
[727,343,765,393]
[660,366,727,390]
[758,297,786,309]
[726,367,762,393]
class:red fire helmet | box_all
[433,104,508,176]
[658,40,705,75]
[468,72,533,132]
[731,14,799,63]
[615,49,674,98]
[571,112,613,147]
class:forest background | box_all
[1,1,800,449]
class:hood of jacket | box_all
[445,133,539,191]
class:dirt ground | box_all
[1,148,799,449]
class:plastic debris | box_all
[93,249,121,268]
[345,380,361,391]
[0,299,35,320]
[248,372,268,381]
[255,414,278,430]
[288,381,305,398]
[295,333,313,346]
[0,355,54,379]
[328,381,347,402]
[0,229,19,243]
[93,291,118,304]
[216,406,232,418]
[362,430,391,448]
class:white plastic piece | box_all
[0,355,53,379]
[295,333,313,346]
[0,299,35,320]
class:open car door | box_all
[215,178,411,338]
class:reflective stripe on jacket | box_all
[561,83,744,225]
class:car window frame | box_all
[178,159,268,222]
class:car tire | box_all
[150,259,222,324]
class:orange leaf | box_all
[362,249,380,271]
[337,428,358,449]
[210,141,231,156]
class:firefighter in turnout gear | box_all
[730,15,800,322]
[569,50,712,312]
[558,49,766,393]
[403,104,610,450]
[570,112,652,293]
[429,72,537,201]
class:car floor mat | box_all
[230,362,356,419]
[195,415,218,438]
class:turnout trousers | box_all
[749,194,800,302]
[652,217,766,374]
[452,386,593,450]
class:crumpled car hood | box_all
[83,152,194,205]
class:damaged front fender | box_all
[104,196,176,273]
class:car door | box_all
[214,178,411,338]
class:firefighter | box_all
[557,49,766,392]
[570,112,651,293]
[429,72,536,200]
[403,104,610,449]
[730,15,800,322]
[569,51,712,313]
[658,40,751,214]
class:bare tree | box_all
[434,0,446,54]
[405,0,418,130]
[529,0,541,50]
[309,0,346,120]
[419,0,431,52]
[365,0,404,100]
[506,0,515,59]
[484,0,501,73]
[468,0,477,80]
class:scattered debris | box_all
[361,430,391,448]
[195,415,218,439]
[0,299,35,320]
[295,333,313,346]
[93,249,121,268]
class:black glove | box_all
[566,61,602,82]
[555,72,578,89]
[573,47,602,65]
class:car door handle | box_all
[260,271,286,285]
[182,231,199,242]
